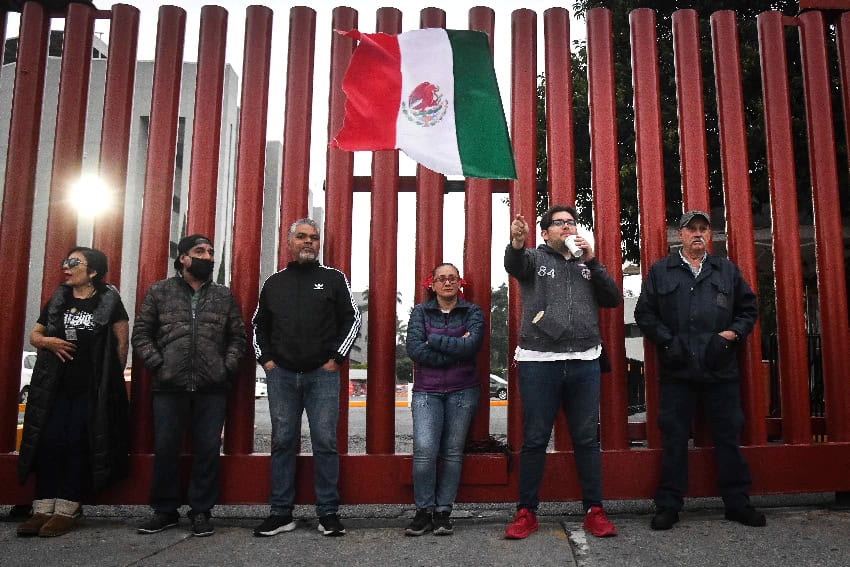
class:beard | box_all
[298,248,317,261]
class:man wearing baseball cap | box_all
[634,210,764,530]
[133,234,246,537]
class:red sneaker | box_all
[583,506,617,537]
[504,508,539,539]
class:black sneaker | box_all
[650,508,679,530]
[432,511,453,536]
[317,513,346,537]
[191,513,214,537]
[137,512,180,534]
[253,514,296,537]
[725,505,766,527]
[404,509,432,536]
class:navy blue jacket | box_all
[634,253,757,382]
[406,296,484,393]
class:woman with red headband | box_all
[404,262,484,537]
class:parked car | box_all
[19,351,37,404]
[489,374,508,400]
[255,365,268,399]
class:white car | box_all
[19,351,37,404]
[255,365,268,399]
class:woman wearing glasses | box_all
[404,263,484,537]
[17,247,130,538]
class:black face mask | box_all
[186,258,214,281]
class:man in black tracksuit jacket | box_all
[251,218,361,538]
[634,210,764,531]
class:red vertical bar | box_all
[672,9,710,214]
[537,8,572,452]
[40,2,95,306]
[366,7,401,455]
[414,7,446,307]
[130,6,187,454]
[672,8,712,448]
[277,6,316,248]
[587,7,628,451]
[798,11,850,442]
[630,8,666,449]
[544,7,575,205]
[0,2,49,451]
[93,4,140,289]
[466,6,495,442]
[186,5,228,238]
[710,11,767,446]
[837,13,850,439]
[508,8,537,452]
[325,6,357,454]
[757,12,811,444]
[225,5,273,455]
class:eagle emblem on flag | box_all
[401,82,448,127]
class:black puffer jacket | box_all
[132,276,247,393]
[18,285,130,491]
[634,253,757,383]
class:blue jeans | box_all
[655,380,752,511]
[267,365,340,517]
[517,359,602,512]
[411,387,480,512]
[150,392,227,517]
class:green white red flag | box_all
[331,28,517,180]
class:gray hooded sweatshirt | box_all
[504,244,621,353]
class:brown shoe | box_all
[17,513,51,537]
[38,499,81,538]
[17,499,55,537]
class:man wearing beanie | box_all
[132,234,246,537]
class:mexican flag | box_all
[331,28,517,180]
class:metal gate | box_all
[1,3,849,505]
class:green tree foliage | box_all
[490,283,509,376]
[534,0,849,270]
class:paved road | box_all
[252,399,508,453]
[3,496,848,567]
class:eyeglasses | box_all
[61,258,87,269]
[434,275,459,285]
[549,219,577,228]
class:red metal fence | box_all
[1,3,849,505]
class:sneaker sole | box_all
[193,530,214,537]
[317,524,346,536]
[254,520,297,537]
[404,525,431,536]
[433,527,453,536]
[137,522,178,534]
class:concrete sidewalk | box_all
[1,495,848,566]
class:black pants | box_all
[150,392,227,517]
[655,380,752,511]
[35,395,89,502]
